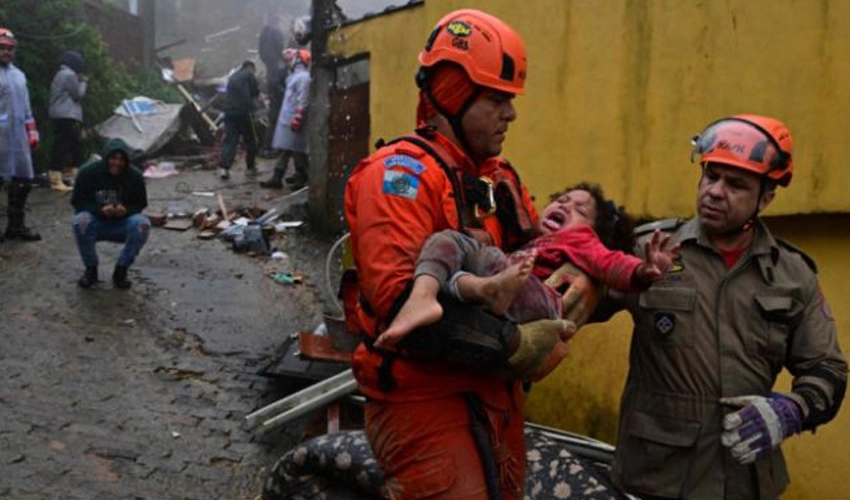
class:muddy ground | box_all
[0,158,344,499]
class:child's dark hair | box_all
[548,182,636,253]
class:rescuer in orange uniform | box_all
[344,9,575,500]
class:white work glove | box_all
[720,392,803,465]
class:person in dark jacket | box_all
[48,50,87,193]
[72,138,149,289]
[258,24,285,156]
[219,61,259,180]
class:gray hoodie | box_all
[49,54,87,121]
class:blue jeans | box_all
[73,212,150,268]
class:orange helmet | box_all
[691,114,793,187]
[0,28,17,47]
[418,9,527,95]
[283,48,310,68]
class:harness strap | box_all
[464,393,504,500]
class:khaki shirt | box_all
[611,218,847,500]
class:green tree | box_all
[0,0,179,168]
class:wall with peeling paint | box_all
[329,3,850,498]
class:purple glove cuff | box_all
[769,392,803,437]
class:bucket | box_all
[323,313,360,352]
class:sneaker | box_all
[218,168,230,180]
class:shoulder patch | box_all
[382,170,420,200]
[384,154,426,175]
[634,218,684,237]
[776,238,818,273]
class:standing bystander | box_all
[0,27,41,242]
[48,50,87,193]
[258,22,285,157]
[218,61,259,180]
[260,49,311,190]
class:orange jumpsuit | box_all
[344,128,538,499]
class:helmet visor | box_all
[691,119,789,177]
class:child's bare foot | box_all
[476,251,535,316]
[374,280,444,350]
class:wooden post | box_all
[306,0,337,236]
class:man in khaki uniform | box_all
[610,115,847,500]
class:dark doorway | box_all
[325,55,370,234]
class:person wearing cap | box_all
[344,9,577,499]
[219,60,260,180]
[607,115,846,499]
[0,28,41,242]
[260,48,311,190]
[48,50,88,193]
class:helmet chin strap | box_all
[724,178,767,236]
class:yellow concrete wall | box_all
[330,2,850,497]
[330,0,850,217]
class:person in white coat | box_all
[260,49,310,190]
[0,28,41,242]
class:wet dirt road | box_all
[0,160,335,499]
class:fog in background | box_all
[153,0,406,77]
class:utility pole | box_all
[306,0,338,236]
[140,0,156,68]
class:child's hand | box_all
[635,229,680,282]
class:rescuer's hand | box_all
[720,393,803,464]
[507,318,577,379]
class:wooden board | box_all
[162,218,194,231]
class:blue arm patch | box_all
[384,155,426,175]
[382,170,420,200]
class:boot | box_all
[5,181,41,241]
[49,171,72,193]
[284,172,308,190]
[113,265,131,289]
[260,168,285,189]
[286,154,309,190]
[64,168,79,186]
[78,266,99,288]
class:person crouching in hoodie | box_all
[48,50,87,193]
[71,138,149,289]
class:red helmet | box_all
[691,114,793,187]
[283,48,310,68]
[0,28,17,48]
[418,9,527,95]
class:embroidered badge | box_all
[654,312,675,336]
[384,155,426,175]
[382,170,420,200]
[818,288,835,322]
[669,258,684,274]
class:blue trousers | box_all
[73,212,150,268]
